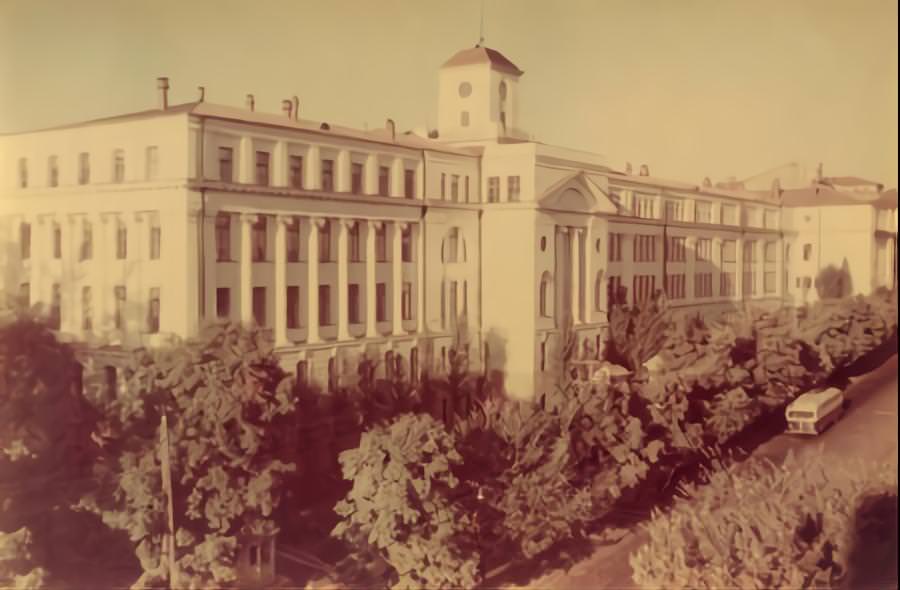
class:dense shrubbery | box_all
[630,450,898,589]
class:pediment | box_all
[538,171,620,214]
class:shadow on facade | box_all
[815,258,853,300]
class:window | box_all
[720,272,735,297]
[289,155,304,188]
[764,271,776,294]
[803,277,812,289]
[287,286,300,329]
[218,147,233,182]
[785,243,791,263]
[451,175,460,202]
[321,159,334,191]
[112,149,125,183]
[50,284,61,330]
[803,244,813,261]
[351,162,364,194]
[78,152,90,185]
[401,226,412,262]
[634,235,657,262]
[743,241,756,264]
[255,151,270,186]
[116,222,127,259]
[215,213,231,261]
[375,283,387,322]
[375,225,388,262]
[608,233,623,262]
[487,176,500,202]
[52,223,61,258]
[694,201,712,223]
[744,207,760,227]
[460,111,470,126]
[48,156,59,187]
[448,280,459,327]
[664,199,684,222]
[764,241,777,263]
[633,274,656,304]
[252,216,267,261]
[252,286,266,326]
[721,240,737,263]
[147,288,160,333]
[216,288,230,318]
[666,236,686,262]
[540,342,546,372]
[318,285,331,325]
[695,238,712,261]
[82,286,93,330]
[318,220,331,262]
[81,220,93,261]
[348,284,360,324]
[379,166,390,196]
[348,223,361,262]
[694,273,713,298]
[444,228,460,263]
[720,204,737,225]
[633,194,655,218]
[287,218,301,262]
[402,282,412,320]
[149,222,161,260]
[19,222,31,260]
[114,286,126,329]
[146,146,159,180]
[594,271,604,311]
[664,274,686,299]
[18,158,28,188]
[404,169,415,199]
[440,173,447,199]
[464,176,470,202]
[508,175,520,201]
[539,273,552,317]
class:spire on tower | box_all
[478,0,485,46]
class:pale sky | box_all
[1,0,897,187]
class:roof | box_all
[607,171,779,204]
[789,387,842,411]
[780,183,897,208]
[441,45,524,75]
[823,176,883,189]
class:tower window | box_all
[460,111,470,127]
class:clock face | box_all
[458,82,472,98]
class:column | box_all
[584,222,593,323]
[390,157,404,198]
[365,220,380,338]
[685,236,697,302]
[202,212,217,321]
[415,222,425,333]
[239,213,255,324]
[364,154,378,195]
[239,136,253,184]
[756,241,764,299]
[336,150,351,193]
[274,215,288,346]
[735,236,744,303]
[392,222,406,335]
[712,237,723,301]
[306,217,323,343]
[273,141,288,187]
[304,145,320,190]
[336,218,351,341]
[570,227,582,323]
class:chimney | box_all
[157,77,170,110]
[245,94,255,112]
[702,177,712,187]
[197,86,206,103]
[386,118,396,141]
[625,162,633,175]
[281,99,293,119]
[639,164,650,176]
[292,96,299,120]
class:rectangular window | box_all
[401,226,412,262]
[608,233,623,262]
[694,272,713,298]
[114,286,126,330]
[720,272,735,297]
[81,220,93,261]
[348,284,360,324]
[146,146,159,180]
[451,175,460,202]
[216,287,231,318]
[218,147,233,182]
[449,280,459,327]
[634,235,657,262]
[764,241,777,263]
[318,220,331,262]
[348,223,362,262]
[48,155,59,187]
[215,213,231,261]
[666,236,686,262]
[351,162,364,194]
[287,286,300,329]
[289,155,303,188]
[664,274,686,299]
[148,287,160,333]
[487,176,500,202]
[18,158,28,188]
[764,271,776,294]
[321,159,334,191]
[402,282,412,320]
[803,243,813,261]
[508,175,520,201]
[446,228,459,263]
[375,225,388,262]
[721,239,737,263]
[720,204,737,225]
[318,285,331,326]
[440,173,447,199]
[375,283,387,322]
[19,222,31,260]
[465,176,470,202]
[53,223,61,259]
[694,201,712,223]
[695,238,712,261]
[404,169,415,199]
[78,152,90,185]
[50,284,61,329]
[286,218,301,262]
[634,195,655,219]
[379,166,390,196]
[252,286,266,326]
[664,199,684,222]
[116,223,127,259]
[112,149,125,183]
[82,286,93,330]
[252,216,267,261]
[149,223,161,260]
[255,151,270,186]
[633,274,656,305]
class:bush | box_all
[630,449,898,590]
[607,292,673,372]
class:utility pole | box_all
[160,414,178,589]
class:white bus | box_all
[785,387,846,435]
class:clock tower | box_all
[437,45,526,144]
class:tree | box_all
[606,291,672,372]
[79,322,299,589]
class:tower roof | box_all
[441,45,524,76]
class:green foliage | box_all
[79,322,298,589]
[332,413,480,590]
[630,450,899,590]
[702,387,762,445]
[607,292,673,372]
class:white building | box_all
[0,45,896,400]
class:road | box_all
[499,354,898,590]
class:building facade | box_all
[1,46,896,400]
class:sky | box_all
[1,0,897,187]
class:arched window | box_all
[539,272,553,318]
